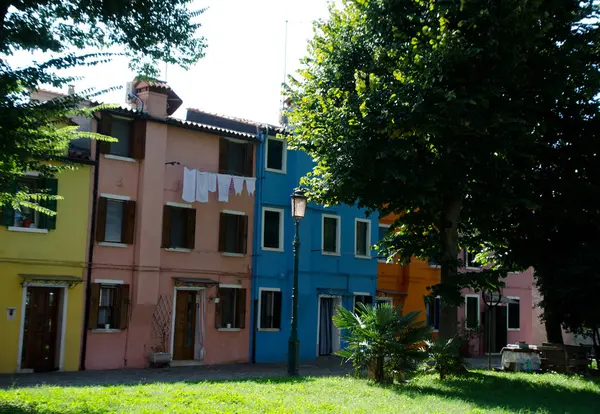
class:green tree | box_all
[287,0,600,339]
[1,0,206,209]
[333,303,431,383]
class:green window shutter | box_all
[1,179,17,226]
[40,177,59,230]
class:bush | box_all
[333,302,432,383]
[422,337,469,380]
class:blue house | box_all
[250,131,379,363]
[184,110,378,363]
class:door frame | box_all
[316,294,342,357]
[170,286,205,361]
[17,283,68,373]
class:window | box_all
[376,297,393,307]
[88,283,130,330]
[355,219,371,257]
[219,212,248,254]
[465,295,480,328]
[265,137,286,172]
[377,224,389,262]
[322,214,340,255]
[426,297,441,330]
[2,177,58,230]
[216,287,246,329]
[465,250,481,268]
[507,297,520,330]
[96,196,136,244]
[99,115,146,159]
[162,205,196,249]
[262,208,283,251]
[354,295,373,311]
[259,289,282,330]
[219,138,253,176]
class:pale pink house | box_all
[84,80,256,369]
[458,251,534,356]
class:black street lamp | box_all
[288,188,307,376]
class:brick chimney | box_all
[133,79,182,119]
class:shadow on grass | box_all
[389,371,600,414]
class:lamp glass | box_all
[291,190,307,220]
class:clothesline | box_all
[182,167,256,203]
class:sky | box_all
[9,0,332,125]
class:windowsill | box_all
[322,251,341,256]
[221,252,245,257]
[91,329,122,333]
[7,226,48,234]
[508,328,521,332]
[262,247,284,253]
[103,154,136,163]
[165,248,193,253]
[265,167,286,174]
[355,255,371,260]
[99,242,128,248]
[217,328,241,332]
[258,328,280,332]
[429,265,441,268]
[466,267,482,271]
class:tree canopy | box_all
[0,0,206,209]
[287,0,600,338]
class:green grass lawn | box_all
[1,371,598,414]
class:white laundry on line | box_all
[245,177,256,196]
[182,167,196,203]
[217,174,232,202]
[232,176,244,195]
[208,172,217,192]
[196,171,209,203]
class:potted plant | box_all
[149,295,172,367]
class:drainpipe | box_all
[250,127,266,364]
[80,114,101,371]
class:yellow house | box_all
[0,165,91,373]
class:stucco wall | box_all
[0,167,90,373]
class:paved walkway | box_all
[0,356,501,389]
[0,357,352,389]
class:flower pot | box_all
[149,352,171,367]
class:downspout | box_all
[80,113,101,371]
[250,126,266,364]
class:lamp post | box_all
[288,188,307,376]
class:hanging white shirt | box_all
[182,167,196,203]
[232,176,244,195]
[208,172,217,192]
[245,177,256,196]
[217,174,232,202]
[196,171,209,203]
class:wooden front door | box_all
[173,290,197,360]
[22,287,61,372]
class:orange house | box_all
[376,214,440,324]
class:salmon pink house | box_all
[83,79,256,369]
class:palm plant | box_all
[422,336,469,380]
[333,302,432,383]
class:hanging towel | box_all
[245,177,256,195]
[217,174,232,202]
[182,167,196,203]
[208,172,217,192]
[196,171,209,203]
[232,176,244,195]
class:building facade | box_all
[250,132,380,363]
[84,80,256,370]
[0,165,92,373]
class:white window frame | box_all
[464,250,481,270]
[217,284,244,331]
[464,294,481,328]
[261,207,284,252]
[93,280,124,333]
[377,223,390,263]
[257,287,282,332]
[426,296,441,332]
[321,214,341,256]
[506,296,521,331]
[265,136,287,174]
[353,292,372,309]
[354,218,371,259]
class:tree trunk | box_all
[544,311,564,345]
[438,197,463,341]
